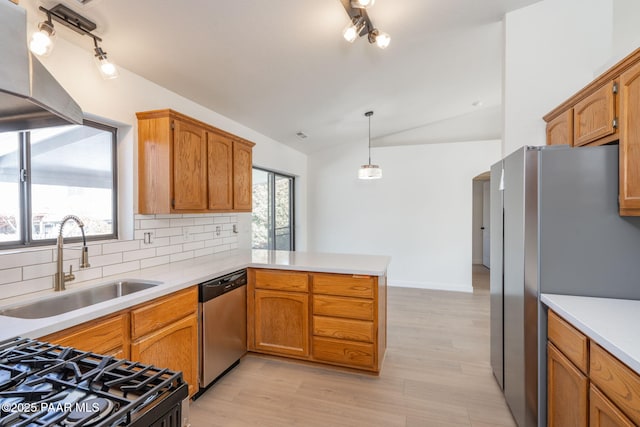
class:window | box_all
[252,168,294,250]
[0,120,117,247]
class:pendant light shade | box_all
[358,111,382,180]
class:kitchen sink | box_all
[0,280,162,319]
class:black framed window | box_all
[0,120,117,248]
[252,168,294,250]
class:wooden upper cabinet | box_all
[573,81,618,147]
[547,109,574,146]
[207,132,234,210]
[619,61,640,215]
[172,118,208,211]
[233,141,253,211]
[137,109,255,214]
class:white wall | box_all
[503,0,613,156]
[308,139,502,292]
[611,0,640,67]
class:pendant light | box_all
[358,111,382,180]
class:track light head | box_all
[29,19,56,56]
[351,0,376,9]
[368,29,391,49]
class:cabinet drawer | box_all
[548,310,588,373]
[313,295,373,321]
[131,286,197,339]
[41,313,127,356]
[590,343,640,425]
[312,337,374,369]
[590,384,635,427]
[313,316,374,343]
[312,273,374,298]
[254,269,308,292]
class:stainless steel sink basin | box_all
[0,280,161,319]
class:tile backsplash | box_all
[0,213,239,301]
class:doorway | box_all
[472,172,491,290]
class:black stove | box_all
[0,337,188,427]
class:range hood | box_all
[0,1,83,132]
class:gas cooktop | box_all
[0,337,187,427]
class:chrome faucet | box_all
[54,215,90,291]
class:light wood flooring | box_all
[189,267,515,426]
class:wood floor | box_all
[189,266,515,426]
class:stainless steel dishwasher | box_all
[198,269,247,393]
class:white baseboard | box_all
[389,280,473,293]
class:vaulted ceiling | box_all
[24,0,541,153]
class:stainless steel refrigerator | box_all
[490,145,640,427]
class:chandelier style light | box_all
[358,111,382,180]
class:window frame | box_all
[0,119,118,249]
[252,167,295,251]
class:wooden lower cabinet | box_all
[40,313,129,359]
[39,286,199,398]
[131,314,198,397]
[590,385,635,427]
[247,268,387,373]
[548,310,640,427]
[252,289,309,358]
[547,343,588,427]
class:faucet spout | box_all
[54,215,91,292]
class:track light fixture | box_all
[340,0,390,49]
[30,4,119,80]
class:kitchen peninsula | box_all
[0,249,390,378]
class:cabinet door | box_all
[233,141,253,211]
[548,343,588,427]
[547,109,574,146]
[619,61,640,215]
[590,385,635,427]
[253,289,309,357]
[207,132,233,210]
[131,315,199,397]
[573,82,617,147]
[172,119,208,211]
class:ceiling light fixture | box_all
[358,111,382,180]
[340,0,390,49]
[29,14,56,57]
[32,4,119,80]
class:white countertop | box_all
[0,249,390,342]
[541,293,640,375]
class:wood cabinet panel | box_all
[573,82,617,147]
[207,132,233,210]
[590,343,640,425]
[137,109,255,214]
[312,273,374,298]
[619,61,640,214]
[590,384,635,427]
[233,141,253,211]
[254,269,309,292]
[547,342,589,427]
[253,289,309,357]
[313,316,374,343]
[172,119,208,210]
[40,313,129,358]
[131,286,197,340]
[548,310,588,373]
[313,295,374,321]
[547,109,574,146]
[312,337,375,369]
[131,314,199,397]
